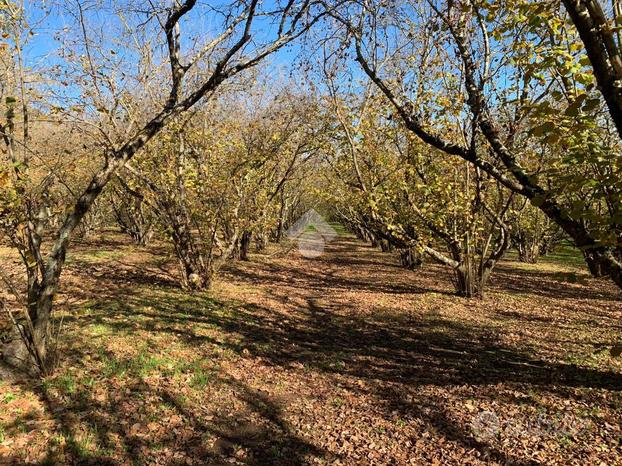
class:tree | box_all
[508,199,563,263]
[326,0,622,289]
[321,87,511,297]
[109,178,155,246]
[123,86,320,289]
[0,0,331,374]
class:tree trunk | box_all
[454,265,476,298]
[172,224,211,290]
[517,245,539,264]
[583,249,608,278]
[113,191,154,246]
[399,248,422,270]
[275,194,287,243]
[240,230,252,261]
[379,239,392,252]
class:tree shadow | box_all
[222,258,453,296]
[10,361,327,465]
[7,234,620,464]
[491,263,621,302]
[51,283,622,464]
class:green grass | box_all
[55,375,77,395]
[65,432,97,459]
[191,368,212,388]
[132,353,175,377]
[542,242,586,269]
[66,250,125,264]
[95,343,217,386]
[331,397,345,408]
[506,241,588,274]
[10,416,27,434]
[328,222,348,236]
[89,324,111,336]
[100,351,131,378]
[173,359,215,388]
[99,349,177,379]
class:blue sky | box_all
[22,1,316,71]
[14,0,366,110]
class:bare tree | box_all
[1,0,332,373]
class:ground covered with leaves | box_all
[0,232,621,465]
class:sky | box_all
[21,1,321,76]
[9,0,337,111]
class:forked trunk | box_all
[178,259,211,290]
[517,245,539,264]
[454,264,476,298]
[173,229,211,290]
[5,268,62,374]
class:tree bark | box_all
[240,230,252,261]
[399,248,422,270]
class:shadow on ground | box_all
[47,288,622,462]
[4,235,621,465]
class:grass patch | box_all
[89,324,110,336]
[543,243,586,269]
[67,250,125,264]
[328,222,348,236]
[55,375,77,395]
[133,352,176,377]
[65,431,97,459]
[99,347,183,380]
[332,397,345,408]
[100,351,132,378]
[506,242,587,273]
[175,359,216,388]
[191,368,212,388]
